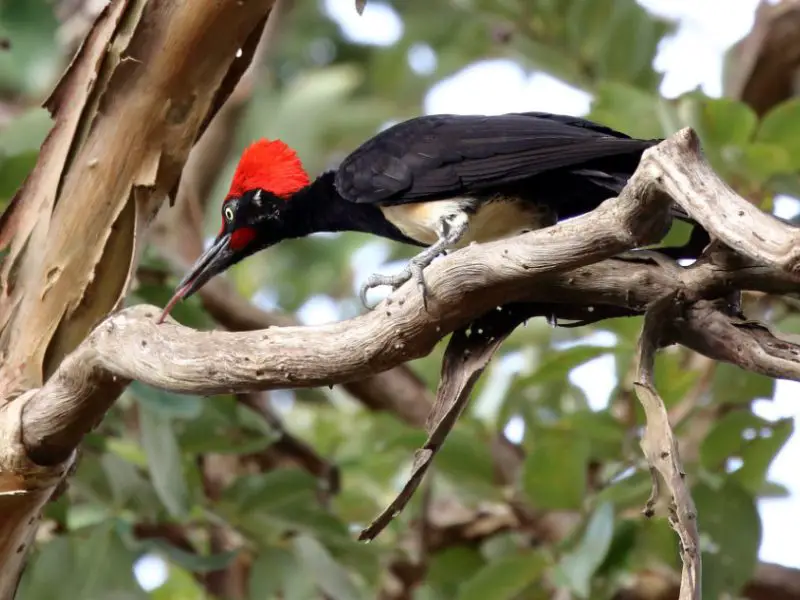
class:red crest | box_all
[227,139,310,200]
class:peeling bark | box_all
[0,1,277,596]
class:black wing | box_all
[334,112,658,205]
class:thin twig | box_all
[634,293,701,600]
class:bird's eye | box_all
[224,206,235,222]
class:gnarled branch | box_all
[5,124,800,600]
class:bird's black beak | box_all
[157,233,233,323]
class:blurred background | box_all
[3,0,800,598]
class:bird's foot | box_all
[359,211,469,310]
[359,253,437,309]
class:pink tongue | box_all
[156,281,192,324]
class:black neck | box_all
[287,171,418,245]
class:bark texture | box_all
[0,1,277,596]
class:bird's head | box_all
[158,139,310,322]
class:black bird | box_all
[159,111,700,321]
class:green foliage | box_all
[17,523,147,600]
[457,551,548,600]
[481,0,673,92]
[701,411,793,495]
[522,426,590,510]
[713,362,775,405]
[554,502,615,597]
[694,481,762,599]
[0,0,61,97]
[138,402,192,519]
[756,98,800,166]
[5,1,795,599]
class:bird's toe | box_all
[359,270,412,309]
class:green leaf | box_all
[712,362,775,404]
[689,97,758,148]
[694,480,761,599]
[524,345,612,387]
[100,450,161,516]
[479,532,521,562]
[221,469,350,543]
[732,418,793,494]
[151,564,206,600]
[589,82,673,139]
[0,1,60,96]
[130,381,203,419]
[651,351,701,410]
[568,410,626,460]
[434,424,497,496]
[457,551,547,600]
[65,503,111,530]
[595,468,652,509]
[629,517,681,571]
[16,537,77,600]
[595,0,666,90]
[75,523,147,599]
[522,426,589,510]
[756,98,800,167]
[18,523,147,600]
[104,436,148,468]
[293,534,364,600]
[555,502,616,598]
[701,412,792,494]
[139,403,190,518]
[596,518,638,576]
[700,411,759,468]
[0,108,51,155]
[428,547,485,599]
[223,469,320,512]
[248,547,301,599]
[734,143,793,184]
[0,150,37,201]
[148,538,240,574]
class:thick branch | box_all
[20,148,676,463]
[18,127,800,468]
[672,301,800,381]
[650,128,800,272]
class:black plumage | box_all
[336,112,655,205]
[161,111,706,319]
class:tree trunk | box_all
[0,1,276,596]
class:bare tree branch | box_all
[359,302,525,540]
[635,293,701,600]
[18,134,677,462]
[4,123,800,600]
[674,301,800,380]
[643,128,800,272]
[145,0,437,430]
[15,128,800,467]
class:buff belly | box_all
[379,197,555,248]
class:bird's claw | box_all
[359,258,432,310]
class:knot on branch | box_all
[1,391,77,488]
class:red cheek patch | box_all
[230,227,256,250]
